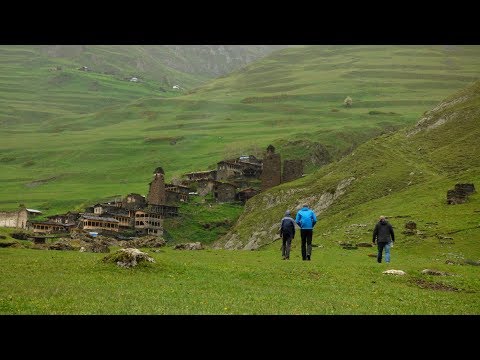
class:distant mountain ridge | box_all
[32,45,290,85]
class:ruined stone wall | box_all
[197,180,215,196]
[147,173,166,205]
[282,159,304,183]
[261,153,281,191]
[123,194,146,209]
[447,183,476,204]
[455,183,475,195]
[217,167,237,181]
[215,184,236,202]
[0,208,28,228]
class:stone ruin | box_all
[173,242,204,250]
[447,183,476,204]
[403,221,417,235]
[282,159,304,183]
[261,145,281,191]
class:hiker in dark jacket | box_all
[372,215,395,263]
[280,210,296,260]
[295,204,317,261]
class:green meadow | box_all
[0,46,479,315]
[1,45,479,215]
[0,242,479,315]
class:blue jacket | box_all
[295,207,317,229]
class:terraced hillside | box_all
[0,81,479,315]
[1,45,479,216]
[0,45,285,126]
[215,80,480,252]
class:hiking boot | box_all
[307,255,311,261]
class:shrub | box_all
[344,96,353,107]
[11,231,32,240]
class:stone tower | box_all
[147,167,166,205]
[261,145,281,191]
[282,159,304,183]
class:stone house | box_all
[236,188,258,203]
[165,183,190,202]
[122,193,147,210]
[217,157,262,181]
[183,170,217,182]
[30,221,72,234]
[80,214,119,232]
[213,182,237,202]
[134,210,163,236]
[47,211,80,225]
[197,179,217,196]
[0,207,44,230]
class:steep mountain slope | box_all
[215,80,480,253]
[1,45,479,215]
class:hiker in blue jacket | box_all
[280,210,296,260]
[295,204,317,261]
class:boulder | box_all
[357,242,373,247]
[421,269,450,276]
[405,221,417,230]
[102,248,155,268]
[81,243,110,253]
[383,269,406,275]
[464,259,480,266]
[174,242,204,250]
[48,240,75,251]
[338,241,358,249]
[131,236,166,248]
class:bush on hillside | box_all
[344,96,353,107]
[11,230,32,240]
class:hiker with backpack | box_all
[372,215,395,263]
[295,204,317,261]
[279,210,296,260]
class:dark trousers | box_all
[377,242,387,263]
[282,235,292,259]
[300,229,313,260]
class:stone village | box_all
[0,145,304,237]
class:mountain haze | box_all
[0,45,287,126]
[33,45,289,83]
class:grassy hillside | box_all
[0,82,479,315]
[0,45,285,127]
[215,80,480,255]
[1,45,479,216]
